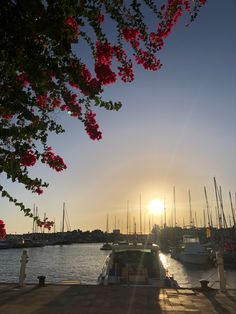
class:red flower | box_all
[51,98,61,109]
[0,219,6,239]
[118,62,134,83]
[96,41,114,65]
[2,114,13,120]
[95,63,116,85]
[122,28,140,42]
[35,187,43,195]
[97,14,104,23]
[20,150,37,167]
[36,95,48,109]
[43,148,67,172]
[84,111,102,141]
[134,50,162,71]
[17,73,30,87]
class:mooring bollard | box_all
[19,250,29,287]
[216,251,226,292]
[38,275,46,287]
[200,279,209,290]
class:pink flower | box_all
[20,150,37,167]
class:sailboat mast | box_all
[32,204,35,233]
[229,191,236,226]
[62,202,65,233]
[214,177,221,228]
[188,189,193,227]
[204,186,212,227]
[127,200,129,235]
[219,186,227,228]
[106,214,109,233]
[164,199,166,228]
[139,193,142,234]
[173,186,176,227]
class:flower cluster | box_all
[36,95,48,110]
[122,28,140,42]
[84,111,102,140]
[118,62,134,83]
[43,147,67,172]
[65,16,79,41]
[37,218,54,230]
[0,219,6,239]
[113,46,134,83]
[20,150,37,167]
[1,114,13,120]
[34,187,43,195]
[95,41,116,85]
[97,14,104,24]
[17,73,30,87]
[135,50,162,71]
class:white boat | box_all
[98,242,179,287]
[171,235,212,265]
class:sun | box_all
[148,199,164,215]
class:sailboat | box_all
[171,190,213,265]
[100,214,112,250]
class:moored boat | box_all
[98,242,179,287]
[0,239,11,249]
[171,235,213,265]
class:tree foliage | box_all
[0,0,206,228]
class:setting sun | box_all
[148,199,164,215]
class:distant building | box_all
[112,229,120,235]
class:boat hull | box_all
[179,253,211,265]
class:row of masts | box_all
[32,202,71,233]
[106,177,236,234]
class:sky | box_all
[1,0,236,234]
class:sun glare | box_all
[148,199,164,215]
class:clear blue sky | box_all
[1,0,236,234]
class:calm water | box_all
[0,243,235,288]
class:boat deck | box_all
[0,283,236,313]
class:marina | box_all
[0,243,236,289]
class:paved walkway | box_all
[0,284,236,314]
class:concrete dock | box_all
[0,284,236,314]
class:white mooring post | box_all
[19,250,29,287]
[216,251,226,292]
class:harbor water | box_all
[0,243,236,288]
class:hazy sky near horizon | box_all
[1,0,236,234]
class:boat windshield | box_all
[110,249,160,278]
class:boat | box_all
[171,235,213,265]
[100,243,113,251]
[222,242,236,268]
[0,239,11,249]
[98,242,179,287]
